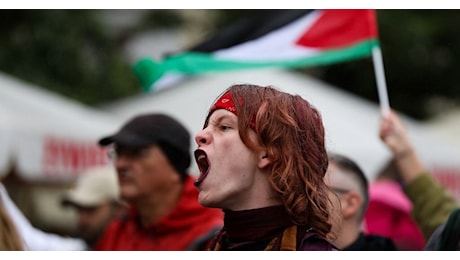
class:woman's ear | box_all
[258,153,271,168]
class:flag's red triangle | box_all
[296,10,378,50]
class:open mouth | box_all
[194,149,210,187]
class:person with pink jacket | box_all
[364,159,426,250]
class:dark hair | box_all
[328,152,369,220]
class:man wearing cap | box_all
[94,113,223,251]
[62,165,126,250]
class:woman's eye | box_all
[220,125,230,131]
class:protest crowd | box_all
[1,9,460,251]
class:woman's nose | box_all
[195,129,209,146]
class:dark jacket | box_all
[425,208,460,250]
[345,232,398,251]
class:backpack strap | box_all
[279,225,297,251]
[439,208,460,250]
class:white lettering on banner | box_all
[42,136,109,178]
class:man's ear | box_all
[341,192,362,219]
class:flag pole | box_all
[372,46,390,117]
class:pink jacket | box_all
[363,180,426,250]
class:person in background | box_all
[0,181,86,250]
[325,152,398,250]
[364,158,426,250]
[379,110,458,249]
[193,84,338,250]
[61,165,126,250]
[95,113,223,250]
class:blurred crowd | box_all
[1,83,459,251]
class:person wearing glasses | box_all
[325,153,398,250]
[94,113,223,250]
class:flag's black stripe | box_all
[186,10,314,54]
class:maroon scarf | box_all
[209,205,297,250]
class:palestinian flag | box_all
[134,9,379,92]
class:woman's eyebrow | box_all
[209,112,236,125]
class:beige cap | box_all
[62,165,120,208]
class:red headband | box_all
[208,91,256,131]
[209,91,237,115]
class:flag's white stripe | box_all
[154,74,187,92]
[214,10,324,61]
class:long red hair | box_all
[209,84,337,240]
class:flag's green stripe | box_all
[134,40,379,92]
[167,40,379,73]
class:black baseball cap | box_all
[99,113,191,178]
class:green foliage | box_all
[140,10,185,29]
[0,10,139,105]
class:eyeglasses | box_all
[106,145,151,160]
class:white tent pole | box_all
[372,46,390,117]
